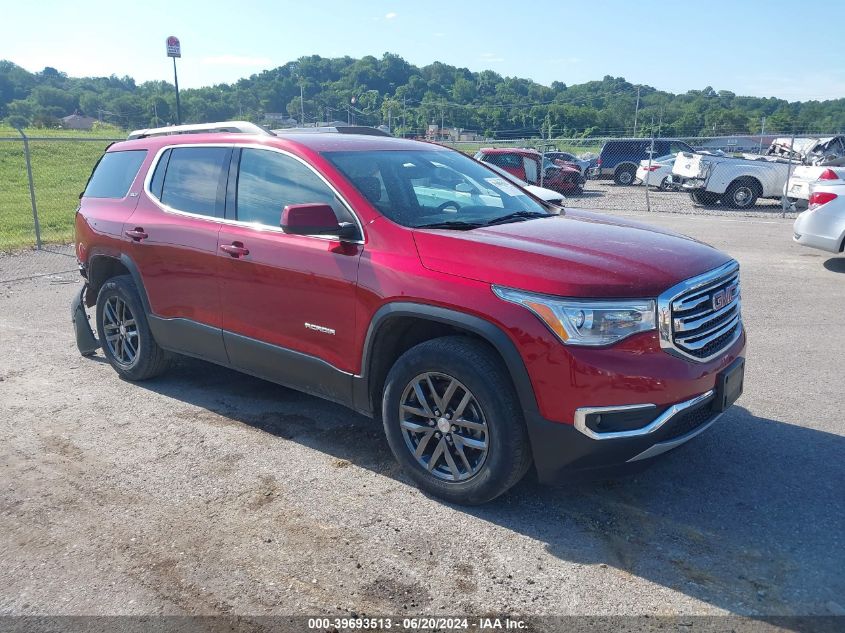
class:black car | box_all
[590,138,694,185]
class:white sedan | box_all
[635,154,677,189]
[793,181,845,253]
[483,162,566,205]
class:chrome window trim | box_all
[657,260,742,363]
[141,142,366,244]
[573,390,714,440]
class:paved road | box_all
[1,210,842,620]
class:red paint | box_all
[475,147,584,193]
[77,132,744,426]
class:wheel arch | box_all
[85,253,150,313]
[353,303,539,421]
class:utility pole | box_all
[402,96,407,136]
[759,116,766,154]
[440,104,445,138]
[300,83,305,125]
[633,85,641,137]
[388,105,392,134]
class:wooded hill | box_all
[2,54,843,137]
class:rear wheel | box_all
[96,275,169,381]
[614,166,636,185]
[724,179,760,209]
[382,336,532,505]
[690,190,720,206]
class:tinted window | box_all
[84,150,147,198]
[160,147,230,217]
[148,149,171,200]
[236,148,351,228]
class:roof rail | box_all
[273,125,392,137]
[127,121,273,140]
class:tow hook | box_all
[71,284,100,356]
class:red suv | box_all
[72,122,745,505]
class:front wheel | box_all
[382,336,532,505]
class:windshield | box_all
[324,149,552,228]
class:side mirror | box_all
[280,203,357,239]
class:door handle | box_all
[220,242,250,258]
[124,228,148,241]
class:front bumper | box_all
[524,356,744,482]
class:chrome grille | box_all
[658,261,742,362]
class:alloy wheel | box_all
[102,296,139,367]
[398,372,489,482]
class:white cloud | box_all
[385,12,398,19]
[480,53,504,63]
[201,55,272,67]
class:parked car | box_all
[793,181,845,254]
[543,150,591,176]
[72,121,745,505]
[589,139,695,185]
[786,166,845,207]
[635,154,679,189]
[482,162,566,205]
[474,148,585,194]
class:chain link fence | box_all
[0,134,120,282]
[441,133,815,217]
[1,130,807,282]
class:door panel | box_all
[218,148,363,378]
[124,146,231,362]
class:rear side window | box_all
[236,148,354,228]
[84,150,147,198]
[160,147,231,217]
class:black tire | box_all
[381,336,532,505]
[614,165,636,186]
[95,275,169,381]
[690,190,720,206]
[658,177,670,191]
[724,178,760,209]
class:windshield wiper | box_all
[483,211,551,226]
[415,220,484,231]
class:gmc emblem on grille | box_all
[712,286,735,310]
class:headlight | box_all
[493,286,656,346]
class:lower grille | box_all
[662,402,718,441]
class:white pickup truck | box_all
[673,135,845,209]
[672,152,793,209]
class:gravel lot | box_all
[1,208,843,624]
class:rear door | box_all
[126,145,232,363]
[217,147,364,401]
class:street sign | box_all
[166,36,181,58]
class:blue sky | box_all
[2,0,844,101]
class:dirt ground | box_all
[1,209,842,623]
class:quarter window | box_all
[236,148,353,229]
[84,150,147,199]
[159,147,230,217]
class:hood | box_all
[412,209,731,298]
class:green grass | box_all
[0,128,121,251]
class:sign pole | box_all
[172,57,181,125]
[166,36,182,125]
